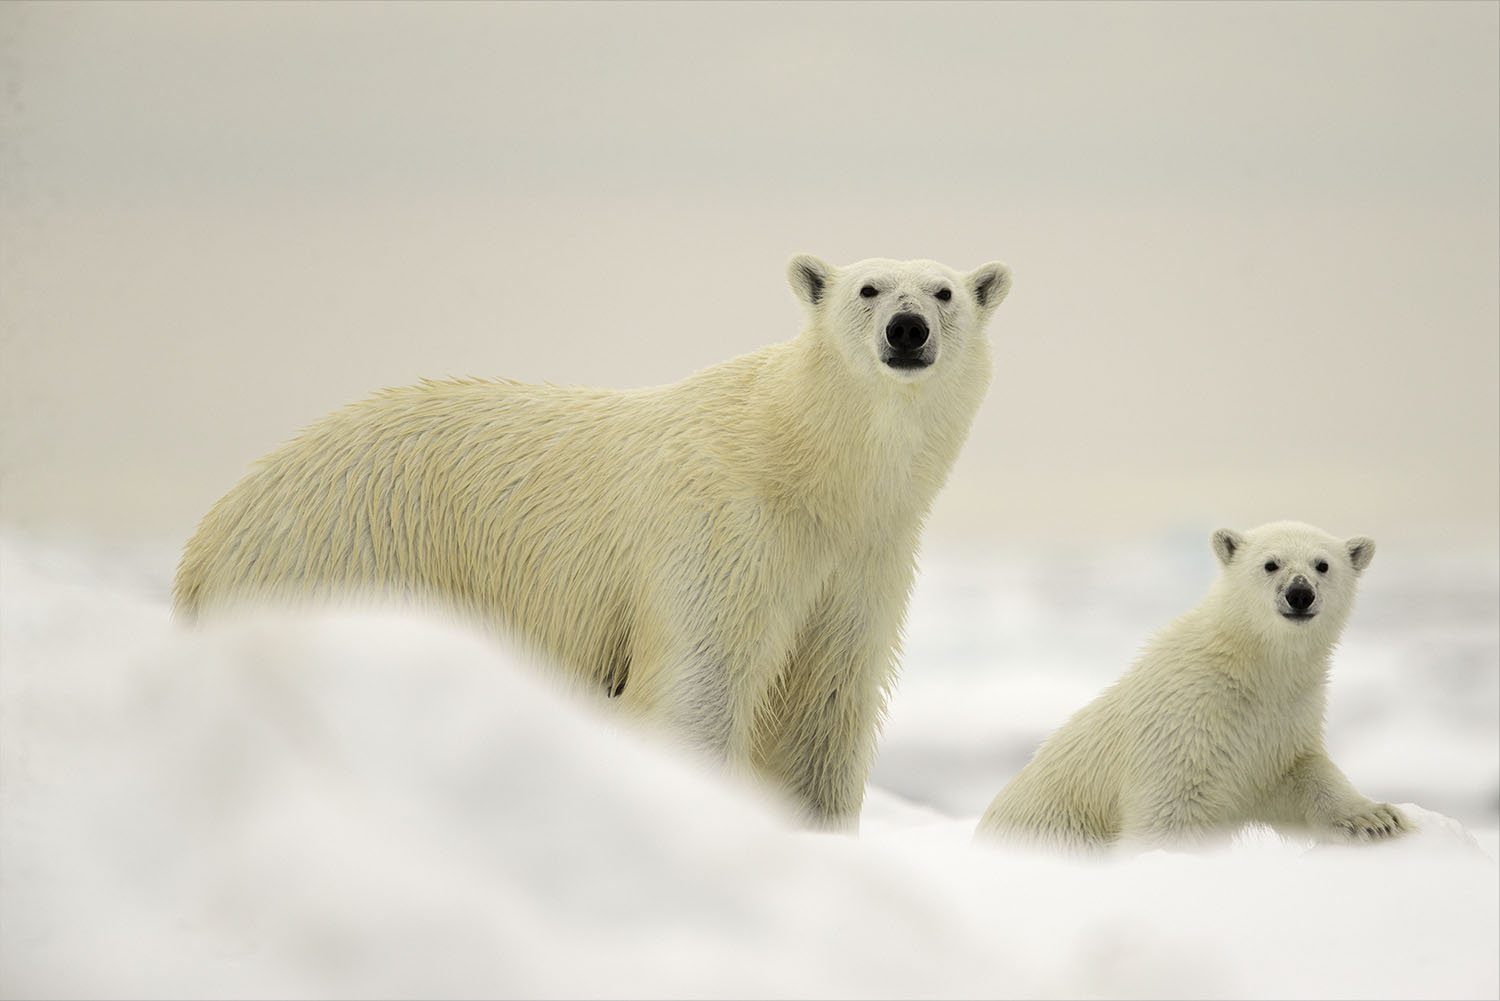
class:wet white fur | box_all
[175,255,1012,829]
[976,520,1408,853]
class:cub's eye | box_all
[1315,561,1330,574]
[1264,560,1279,573]
[859,285,879,298]
[935,288,952,302]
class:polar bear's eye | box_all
[935,288,953,302]
[1263,560,1279,573]
[859,285,879,298]
[1315,560,1329,574]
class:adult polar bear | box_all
[976,521,1408,853]
[175,254,1013,829]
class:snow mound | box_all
[2,540,1495,999]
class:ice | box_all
[2,536,1495,999]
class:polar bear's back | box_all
[174,378,665,660]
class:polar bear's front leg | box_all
[611,620,763,769]
[751,581,907,831]
[661,655,757,763]
[751,651,885,831]
[1265,751,1409,843]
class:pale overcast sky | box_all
[2,1,1496,559]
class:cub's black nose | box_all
[1286,582,1316,611]
[885,312,929,352]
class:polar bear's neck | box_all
[742,331,991,529]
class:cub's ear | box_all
[967,262,1013,316]
[788,254,834,308]
[1212,528,1245,567]
[1346,536,1376,573]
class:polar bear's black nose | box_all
[885,312,929,352]
[1286,580,1316,611]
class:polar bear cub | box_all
[976,521,1408,853]
[175,255,1012,829]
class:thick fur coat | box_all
[976,521,1408,852]
[175,255,1012,828]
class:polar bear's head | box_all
[1209,521,1375,638]
[787,255,1011,384]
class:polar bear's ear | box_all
[967,262,1013,315]
[1212,528,1245,567]
[788,254,834,308]
[1346,536,1376,573]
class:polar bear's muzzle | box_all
[1279,575,1320,621]
[882,311,935,370]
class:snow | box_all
[2,535,1496,1000]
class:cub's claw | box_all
[1334,803,1408,842]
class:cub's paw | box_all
[1333,802,1409,842]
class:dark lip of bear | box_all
[1281,610,1319,622]
[883,354,932,369]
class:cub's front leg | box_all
[1268,751,1409,843]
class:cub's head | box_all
[1210,521,1375,637]
[787,255,1011,385]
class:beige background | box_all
[2,2,1496,565]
